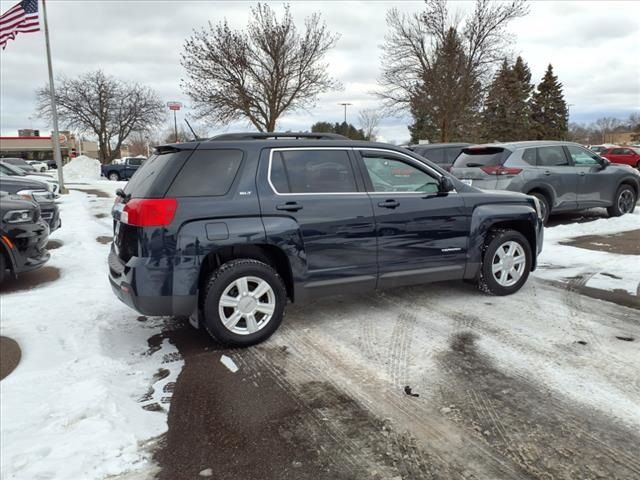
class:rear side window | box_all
[418,148,445,164]
[168,149,243,197]
[453,147,507,168]
[537,146,569,166]
[522,148,537,165]
[445,148,463,163]
[270,150,357,193]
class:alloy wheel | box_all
[491,241,526,287]
[218,276,276,335]
[618,189,634,214]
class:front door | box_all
[356,149,470,289]
[565,145,609,207]
[258,147,377,297]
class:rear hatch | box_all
[112,148,192,262]
[450,146,512,189]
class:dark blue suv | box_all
[109,133,543,346]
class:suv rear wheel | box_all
[607,184,636,217]
[202,259,287,347]
[529,192,550,225]
[108,172,120,181]
[478,230,532,295]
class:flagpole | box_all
[41,0,66,193]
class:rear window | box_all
[453,147,507,168]
[167,149,243,197]
[417,148,445,164]
[124,150,191,198]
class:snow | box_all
[220,354,239,373]
[534,209,640,295]
[0,188,182,480]
[62,155,102,181]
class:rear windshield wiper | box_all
[464,162,485,167]
[115,188,131,202]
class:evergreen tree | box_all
[481,56,533,142]
[409,28,481,143]
[310,121,366,140]
[530,64,568,140]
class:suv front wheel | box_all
[478,230,532,296]
[607,184,636,217]
[202,259,287,347]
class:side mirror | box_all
[439,176,455,193]
[599,157,610,169]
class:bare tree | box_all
[36,70,165,162]
[379,0,527,141]
[594,117,621,143]
[358,108,384,140]
[181,3,340,132]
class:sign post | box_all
[167,102,182,143]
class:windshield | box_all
[0,162,26,176]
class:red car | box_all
[600,147,640,169]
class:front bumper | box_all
[40,203,61,232]
[2,218,50,276]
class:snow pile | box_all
[63,155,101,181]
[535,209,640,295]
[0,189,182,479]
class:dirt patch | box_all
[0,336,21,380]
[46,239,63,250]
[94,213,108,219]
[0,266,61,294]
[546,208,608,227]
[437,332,640,479]
[560,229,640,255]
[69,187,112,198]
[96,235,112,245]
[561,280,640,310]
[153,320,466,480]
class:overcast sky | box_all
[1,0,639,143]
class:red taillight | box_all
[480,166,523,176]
[121,198,177,226]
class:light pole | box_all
[338,102,352,123]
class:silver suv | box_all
[450,141,640,224]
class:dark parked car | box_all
[1,157,37,173]
[102,157,146,181]
[0,191,50,284]
[108,132,543,347]
[407,143,472,171]
[450,141,640,224]
[0,176,61,231]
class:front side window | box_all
[128,158,144,166]
[537,146,569,166]
[362,155,439,193]
[270,150,357,194]
[611,148,624,155]
[566,145,600,165]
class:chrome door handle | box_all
[378,199,400,209]
[276,202,303,212]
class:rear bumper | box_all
[108,247,196,316]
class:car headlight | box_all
[3,209,34,224]
[16,189,53,203]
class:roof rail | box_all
[208,132,349,141]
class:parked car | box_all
[43,159,58,169]
[108,132,543,347]
[588,144,618,154]
[1,157,37,173]
[26,160,48,172]
[0,191,50,284]
[600,147,640,169]
[102,157,146,181]
[0,176,61,231]
[0,161,60,194]
[406,143,471,171]
[450,141,639,224]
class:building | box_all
[0,130,100,162]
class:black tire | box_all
[529,192,550,225]
[478,229,532,296]
[0,253,6,285]
[202,259,287,347]
[607,184,636,217]
[108,171,120,181]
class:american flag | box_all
[0,0,40,50]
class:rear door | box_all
[356,148,469,289]
[525,145,578,210]
[257,148,377,296]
